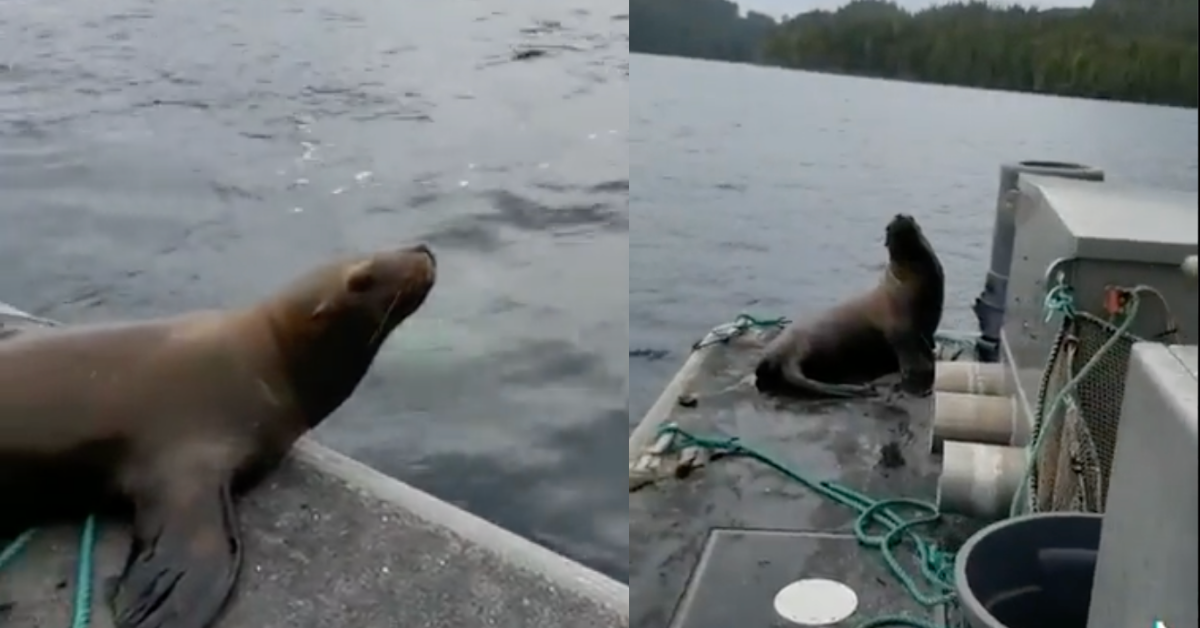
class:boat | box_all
[0,302,628,628]
[628,162,1197,628]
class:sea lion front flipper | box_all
[884,326,935,397]
[110,475,242,628]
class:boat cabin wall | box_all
[1088,343,1198,628]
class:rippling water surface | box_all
[631,54,1198,424]
[1,0,628,580]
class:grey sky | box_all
[741,0,1092,19]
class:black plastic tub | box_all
[955,512,1103,628]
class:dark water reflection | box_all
[1,0,628,580]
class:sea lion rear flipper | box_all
[885,327,935,396]
[779,355,877,399]
[111,476,242,628]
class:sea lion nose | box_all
[412,243,436,267]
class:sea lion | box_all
[0,243,437,628]
[754,213,944,398]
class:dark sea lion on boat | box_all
[754,213,944,398]
[0,243,437,628]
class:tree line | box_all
[630,0,777,63]
[630,0,1198,108]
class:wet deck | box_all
[629,328,979,628]
[1,303,627,628]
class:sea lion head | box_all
[265,244,438,424]
[272,243,438,354]
[883,213,945,339]
[318,243,437,342]
[884,213,932,264]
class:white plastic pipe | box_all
[931,392,1026,454]
[933,361,1010,396]
[937,441,1027,520]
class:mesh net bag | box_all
[1027,313,1149,515]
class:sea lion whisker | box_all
[369,290,403,347]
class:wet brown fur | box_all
[754,214,945,398]
[0,244,436,628]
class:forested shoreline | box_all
[630,0,1198,108]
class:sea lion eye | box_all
[346,267,376,293]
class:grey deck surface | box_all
[2,454,623,628]
[629,329,979,628]
[1,303,627,628]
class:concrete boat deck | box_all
[0,303,627,628]
[629,328,980,628]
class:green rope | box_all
[932,331,980,360]
[656,424,954,628]
[71,516,98,628]
[0,515,99,628]
[732,313,791,329]
[1042,278,1078,322]
[1009,282,1143,517]
[932,330,977,346]
[0,529,37,572]
[694,313,791,350]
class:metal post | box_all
[972,161,1105,362]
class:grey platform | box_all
[629,330,979,628]
[0,303,627,628]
